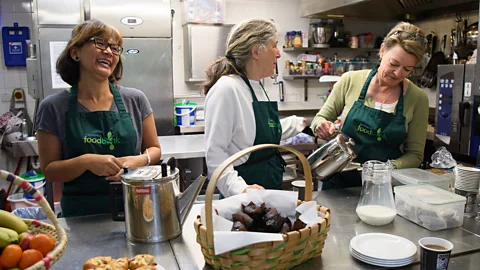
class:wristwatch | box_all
[143,149,151,166]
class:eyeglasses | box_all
[89,37,123,55]
[388,31,428,46]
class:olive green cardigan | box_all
[311,70,429,169]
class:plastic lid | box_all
[121,165,178,184]
[392,168,449,185]
[394,184,466,205]
[21,170,45,181]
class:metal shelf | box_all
[283,47,380,53]
[283,75,320,80]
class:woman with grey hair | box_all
[311,22,429,190]
[204,19,307,198]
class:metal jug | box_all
[110,158,207,243]
[307,132,357,181]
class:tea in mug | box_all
[424,244,447,250]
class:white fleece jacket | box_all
[204,75,307,197]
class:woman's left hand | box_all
[105,168,124,181]
[105,155,147,181]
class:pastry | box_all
[232,221,247,231]
[112,257,128,270]
[128,254,156,270]
[83,256,112,270]
[136,266,157,270]
[232,211,253,228]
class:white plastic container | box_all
[183,0,226,24]
[7,193,35,210]
[7,193,61,214]
[394,184,466,231]
[392,168,450,190]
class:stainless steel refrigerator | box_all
[28,0,175,135]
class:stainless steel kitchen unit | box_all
[183,23,233,82]
[28,0,175,135]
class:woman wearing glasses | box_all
[311,22,429,190]
[35,20,161,216]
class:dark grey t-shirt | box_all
[35,85,153,159]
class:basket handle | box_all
[204,144,313,246]
[0,170,67,262]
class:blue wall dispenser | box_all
[2,22,30,67]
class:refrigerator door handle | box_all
[459,101,471,127]
[83,0,91,21]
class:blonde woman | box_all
[204,19,307,198]
[311,22,429,190]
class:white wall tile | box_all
[14,0,32,13]
[1,12,16,27]
[0,74,4,88]
[4,68,21,89]
[1,63,9,74]
[14,12,33,29]
[19,69,27,87]
[0,0,15,14]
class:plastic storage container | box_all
[392,168,450,190]
[394,184,466,231]
[184,0,226,24]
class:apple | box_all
[18,232,34,251]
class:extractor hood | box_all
[300,0,479,21]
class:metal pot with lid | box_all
[307,132,357,181]
[110,157,206,243]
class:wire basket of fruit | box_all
[0,170,67,269]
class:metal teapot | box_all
[110,158,207,243]
[307,132,357,181]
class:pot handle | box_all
[109,182,125,221]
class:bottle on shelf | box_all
[293,31,303,48]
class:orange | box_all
[29,234,55,257]
[18,249,43,270]
[0,244,22,268]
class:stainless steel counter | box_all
[49,187,480,270]
[174,187,480,270]
[52,214,179,270]
[10,135,206,160]
[157,134,205,159]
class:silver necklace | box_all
[376,74,395,110]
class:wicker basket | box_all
[0,170,68,270]
[194,144,331,270]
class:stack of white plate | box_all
[454,166,480,192]
[349,233,417,268]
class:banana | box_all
[0,227,19,248]
[0,210,28,234]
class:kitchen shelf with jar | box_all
[283,47,380,53]
[282,48,375,101]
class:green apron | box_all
[62,82,137,217]
[220,76,286,198]
[322,66,407,190]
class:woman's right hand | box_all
[242,184,264,193]
[315,121,336,139]
[86,154,123,177]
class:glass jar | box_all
[356,160,397,226]
[293,31,303,48]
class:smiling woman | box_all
[311,21,429,190]
[34,20,161,217]
[203,19,308,198]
